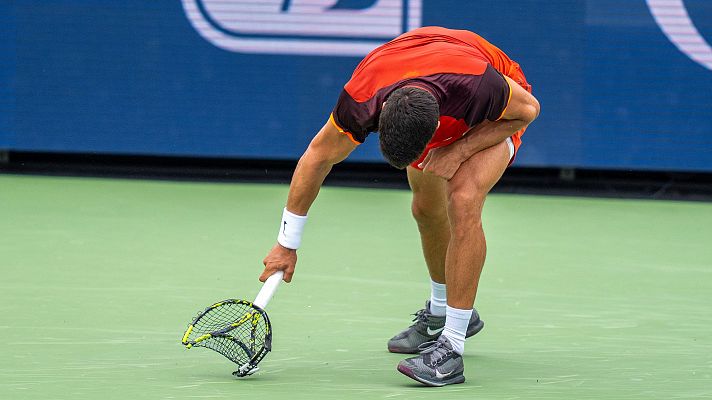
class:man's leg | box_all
[445,140,511,310]
[406,167,449,285]
[387,168,449,354]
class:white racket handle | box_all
[253,271,284,309]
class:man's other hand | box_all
[418,145,466,180]
[260,244,297,283]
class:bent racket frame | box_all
[181,271,284,377]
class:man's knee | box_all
[411,195,448,226]
[447,187,486,226]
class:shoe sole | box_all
[466,319,484,338]
[387,319,485,354]
[397,363,465,387]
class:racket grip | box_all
[253,271,284,309]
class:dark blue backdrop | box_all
[1,1,711,171]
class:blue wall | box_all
[0,1,15,148]
[1,1,711,171]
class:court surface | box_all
[1,174,711,400]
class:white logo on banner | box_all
[646,0,712,70]
[182,0,422,56]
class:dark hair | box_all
[378,87,439,169]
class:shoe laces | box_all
[417,338,452,367]
[409,308,429,327]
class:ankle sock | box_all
[442,305,472,355]
[429,279,447,316]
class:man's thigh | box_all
[447,140,511,201]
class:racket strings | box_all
[188,302,269,365]
[201,336,252,365]
[195,302,249,331]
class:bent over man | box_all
[259,26,540,386]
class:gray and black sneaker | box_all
[387,301,484,354]
[397,335,465,386]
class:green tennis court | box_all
[2,174,711,399]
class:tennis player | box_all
[259,26,540,386]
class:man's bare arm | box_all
[260,119,358,282]
[420,76,540,179]
[285,120,358,215]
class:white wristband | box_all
[277,208,307,250]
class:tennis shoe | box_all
[387,301,484,354]
[397,336,465,386]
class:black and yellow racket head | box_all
[181,299,272,376]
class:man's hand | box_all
[418,145,467,180]
[261,243,297,283]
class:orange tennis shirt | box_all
[330,26,531,167]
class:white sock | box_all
[442,305,472,355]
[429,280,447,316]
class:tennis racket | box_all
[181,271,283,377]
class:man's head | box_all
[378,86,439,169]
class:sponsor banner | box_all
[182,0,422,56]
[2,1,711,171]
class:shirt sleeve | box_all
[331,89,376,144]
[465,64,512,126]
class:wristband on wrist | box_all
[277,208,307,249]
